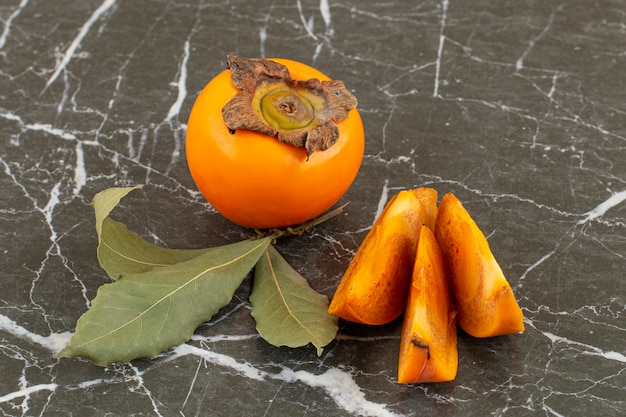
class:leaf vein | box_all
[265,249,317,340]
[73,240,268,350]
[100,238,173,268]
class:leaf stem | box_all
[242,203,349,241]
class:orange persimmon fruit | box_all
[434,193,524,338]
[328,187,438,325]
[186,56,364,229]
[397,226,457,384]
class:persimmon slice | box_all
[434,193,524,338]
[328,187,438,325]
[397,226,458,384]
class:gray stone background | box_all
[1,1,624,416]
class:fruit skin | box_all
[328,188,438,325]
[434,193,525,338]
[186,58,364,229]
[397,226,457,384]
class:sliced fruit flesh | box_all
[434,193,524,338]
[398,226,458,383]
[328,188,438,325]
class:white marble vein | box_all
[73,141,86,197]
[0,110,77,142]
[543,330,626,364]
[515,4,562,71]
[0,314,71,353]
[0,313,403,417]
[282,367,403,417]
[296,0,318,41]
[0,383,57,404]
[372,179,389,221]
[44,0,117,91]
[173,344,404,417]
[0,0,30,50]
[165,39,190,123]
[433,0,449,98]
[577,189,626,225]
[319,0,331,29]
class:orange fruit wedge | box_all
[398,226,458,383]
[328,187,438,325]
[434,193,524,338]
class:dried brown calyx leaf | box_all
[222,55,358,157]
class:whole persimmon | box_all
[186,56,364,229]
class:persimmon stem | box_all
[242,203,349,241]
[222,55,357,156]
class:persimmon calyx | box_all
[222,55,358,156]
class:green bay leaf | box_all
[57,237,272,366]
[250,245,338,356]
[99,217,214,280]
[93,186,213,280]
[93,186,143,238]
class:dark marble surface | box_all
[1,0,625,416]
